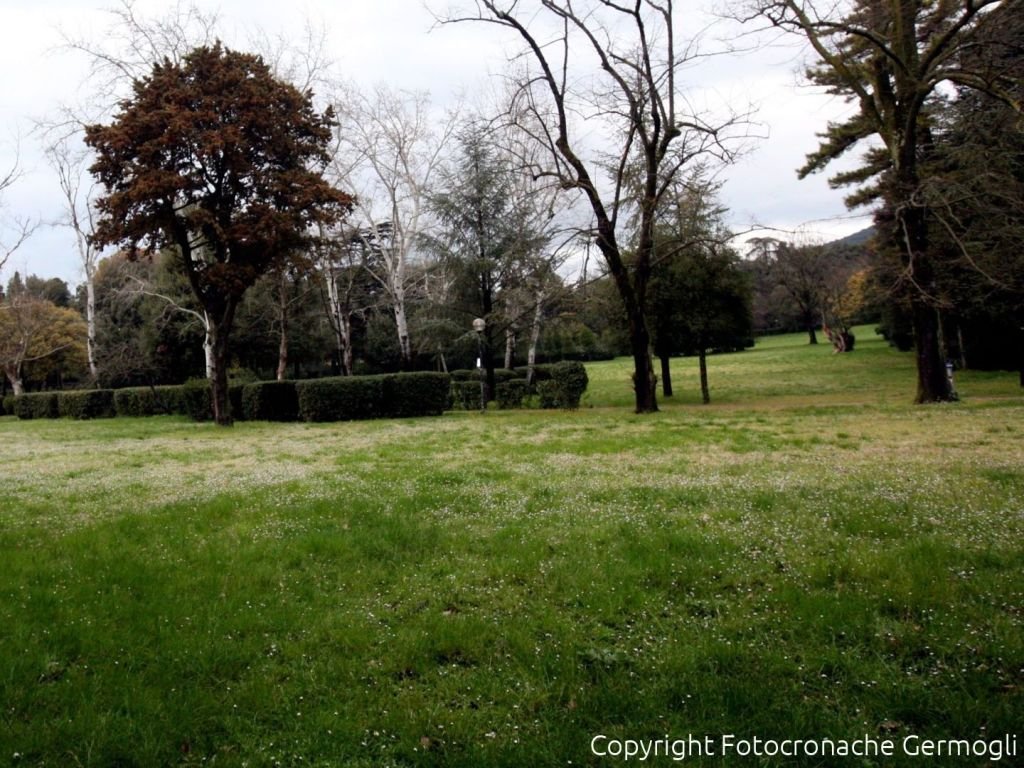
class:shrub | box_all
[241,380,298,421]
[449,369,477,382]
[496,379,529,409]
[381,372,451,417]
[296,376,384,422]
[114,387,150,417]
[513,364,553,383]
[492,368,519,384]
[536,380,560,409]
[451,381,484,410]
[1,395,13,416]
[536,362,589,409]
[114,386,185,417]
[58,389,116,420]
[180,379,213,422]
[550,361,589,409]
[13,392,60,420]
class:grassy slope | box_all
[1,328,1022,767]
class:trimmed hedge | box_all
[381,372,451,418]
[58,389,116,420]
[537,361,589,409]
[241,380,298,421]
[180,379,213,422]
[296,376,384,422]
[13,392,60,420]
[536,380,560,409]
[513,364,553,383]
[451,367,517,383]
[496,379,529,409]
[113,386,186,417]
[1,395,13,416]
[451,381,484,410]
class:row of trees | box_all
[3,0,1020,421]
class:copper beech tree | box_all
[86,43,352,424]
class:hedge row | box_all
[295,372,450,422]
[8,364,584,421]
[453,361,589,410]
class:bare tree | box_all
[44,137,103,382]
[0,149,37,274]
[438,0,741,412]
[330,85,461,370]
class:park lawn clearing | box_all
[1,329,1022,766]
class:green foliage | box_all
[57,390,116,420]
[13,392,60,420]
[381,372,451,418]
[451,380,484,410]
[113,386,187,417]
[513,364,553,382]
[241,381,299,422]
[548,361,589,409]
[536,380,560,409]
[296,376,384,422]
[496,379,530,409]
[180,379,213,422]
[1,395,13,416]
[492,368,519,384]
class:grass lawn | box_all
[2,328,1022,766]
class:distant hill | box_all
[830,227,875,248]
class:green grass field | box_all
[2,328,1022,766]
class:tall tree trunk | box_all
[276,272,289,382]
[660,353,673,398]
[805,310,818,345]
[202,312,214,380]
[326,271,354,376]
[340,315,354,377]
[699,348,710,405]
[393,282,413,371]
[85,273,99,384]
[208,300,238,427]
[5,368,23,397]
[898,201,952,403]
[526,288,544,385]
[504,327,515,370]
[912,300,951,403]
[483,328,496,403]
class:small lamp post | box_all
[473,317,486,412]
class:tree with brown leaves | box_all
[86,43,352,425]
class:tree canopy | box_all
[85,43,352,424]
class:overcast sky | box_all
[0,0,874,288]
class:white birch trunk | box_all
[85,271,98,383]
[527,289,544,384]
[326,269,354,376]
[504,327,515,370]
[202,312,215,380]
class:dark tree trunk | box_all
[208,299,239,427]
[660,353,673,397]
[276,272,289,381]
[699,348,710,404]
[897,203,952,403]
[805,311,818,345]
[210,327,233,426]
[483,330,496,403]
[911,301,950,403]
